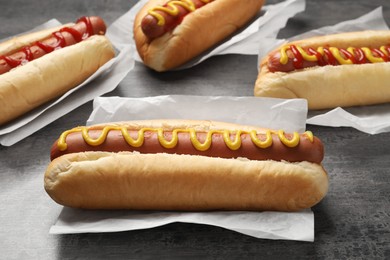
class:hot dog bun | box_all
[254,30,390,110]
[45,151,327,211]
[44,119,328,212]
[0,34,115,126]
[133,0,265,72]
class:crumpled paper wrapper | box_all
[51,208,314,241]
[87,95,308,132]
[0,19,135,146]
[258,7,390,135]
[49,95,317,242]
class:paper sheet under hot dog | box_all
[258,7,390,134]
[49,95,317,242]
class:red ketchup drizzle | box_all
[372,48,389,62]
[384,46,390,58]
[0,46,35,67]
[354,48,366,64]
[0,16,92,70]
[52,31,66,48]
[322,48,337,66]
[290,45,304,69]
[1,56,22,67]
[22,46,33,61]
[308,47,325,66]
[340,48,356,64]
[77,16,93,39]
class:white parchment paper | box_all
[51,208,314,242]
[257,7,390,135]
[50,95,317,242]
[87,95,308,132]
[0,19,135,146]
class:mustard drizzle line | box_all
[148,0,212,26]
[279,45,390,65]
[57,126,314,152]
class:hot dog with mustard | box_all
[44,119,328,212]
[133,0,265,72]
[254,30,390,109]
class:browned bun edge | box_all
[0,35,115,126]
[0,23,74,56]
[254,30,390,110]
[44,151,328,212]
[134,0,265,71]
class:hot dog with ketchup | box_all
[133,0,265,72]
[254,30,390,110]
[0,16,115,126]
[44,119,328,212]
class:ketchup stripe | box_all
[1,55,23,67]
[77,16,93,39]
[340,48,355,64]
[59,27,83,43]
[308,47,325,66]
[354,48,366,64]
[52,31,66,48]
[372,48,388,62]
[0,16,93,71]
[22,46,33,61]
[290,45,304,69]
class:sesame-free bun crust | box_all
[45,151,328,212]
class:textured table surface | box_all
[0,0,389,259]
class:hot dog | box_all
[133,0,265,72]
[141,0,210,40]
[0,16,115,126]
[44,119,328,212]
[254,30,390,110]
